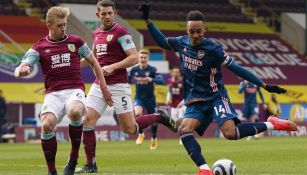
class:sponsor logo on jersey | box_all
[68,44,75,52]
[145,71,150,76]
[107,35,113,41]
[183,47,187,52]
[198,50,205,59]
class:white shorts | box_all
[41,89,87,124]
[86,83,133,116]
[171,106,186,122]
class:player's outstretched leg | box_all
[135,109,178,133]
[156,109,178,132]
[267,116,297,131]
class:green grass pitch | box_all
[0,137,306,175]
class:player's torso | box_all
[176,38,227,101]
[34,35,84,93]
[131,65,155,98]
[168,78,184,107]
[93,23,128,84]
[244,82,258,105]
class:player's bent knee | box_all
[122,125,135,134]
[41,122,55,133]
[222,130,237,140]
[67,109,82,120]
[178,125,194,134]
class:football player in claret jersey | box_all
[76,0,177,173]
[129,50,165,150]
[14,6,112,175]
[166,67,185,126]
[140,3,298,175]
[166,67,185,144]
[239,80,267,139]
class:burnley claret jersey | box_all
[167,36,233,104]
[21,34,92,93]
[167,77,184,107]
[93,22,136,85]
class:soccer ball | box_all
[212,158,236,175]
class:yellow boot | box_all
[149,138,158,150]
[136,133,145,145]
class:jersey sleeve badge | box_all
[68,44,76,52]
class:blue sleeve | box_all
[227,61,263,86]
[147,23,171,50]
[238,81,246,93]
[152,75,165,84]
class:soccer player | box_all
[14,6,112,175]
[76,0,177,173]
[139,4,298,175]
[130,49,165,150]
[238,80,267,139]
[166,67,185,126]
[166,67,185,144]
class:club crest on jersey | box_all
[178,83,182,88]
[198,50,205,59]
[183,47,187,52]
[145,72,150,76]
[68,44,75,52]
[107,35,113,41]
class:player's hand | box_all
[15,65,32,78]
[101,86,113,106]
[264,84,287,94]
[101,65,115,76]
[139,1,150,20]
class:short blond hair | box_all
[46,6,70,25]
[138,49,149,55]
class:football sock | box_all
[181,132,206,167]
[236,122,267,139]
[199,164,210,170]
[69,123,83,161]
[135,114,160,131]
[151,124,158,139]
[83,126,96,164]
[41,133,57,173]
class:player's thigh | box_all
[144,97,156,114]
[41,92,66,124]
[211,97,240,128]
[86,85,108,121]
[65,89,87,121]
[133,98,144,116]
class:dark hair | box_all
[186,10,205,21]
[97,0,115,11]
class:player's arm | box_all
[79,43,113,106]
[14,49,38,78]
[258,87,267,109]
[139,2,171,50]
[80,44,95,68]
[226,60,286,94]
[238,81,246,93]
[102,35,138,76]
[151,75,165,84]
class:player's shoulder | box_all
[67,34,83,41]
[203,38,224,53]
[32,36,49,50]
[147,65,157,71]
[131,65,139,71]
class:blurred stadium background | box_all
[0,0,307,174]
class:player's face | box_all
[186,21,205,46]
[96,6,116,30]
[172,68,181,79]
[48,17,67,40]
[139,53,148,66]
